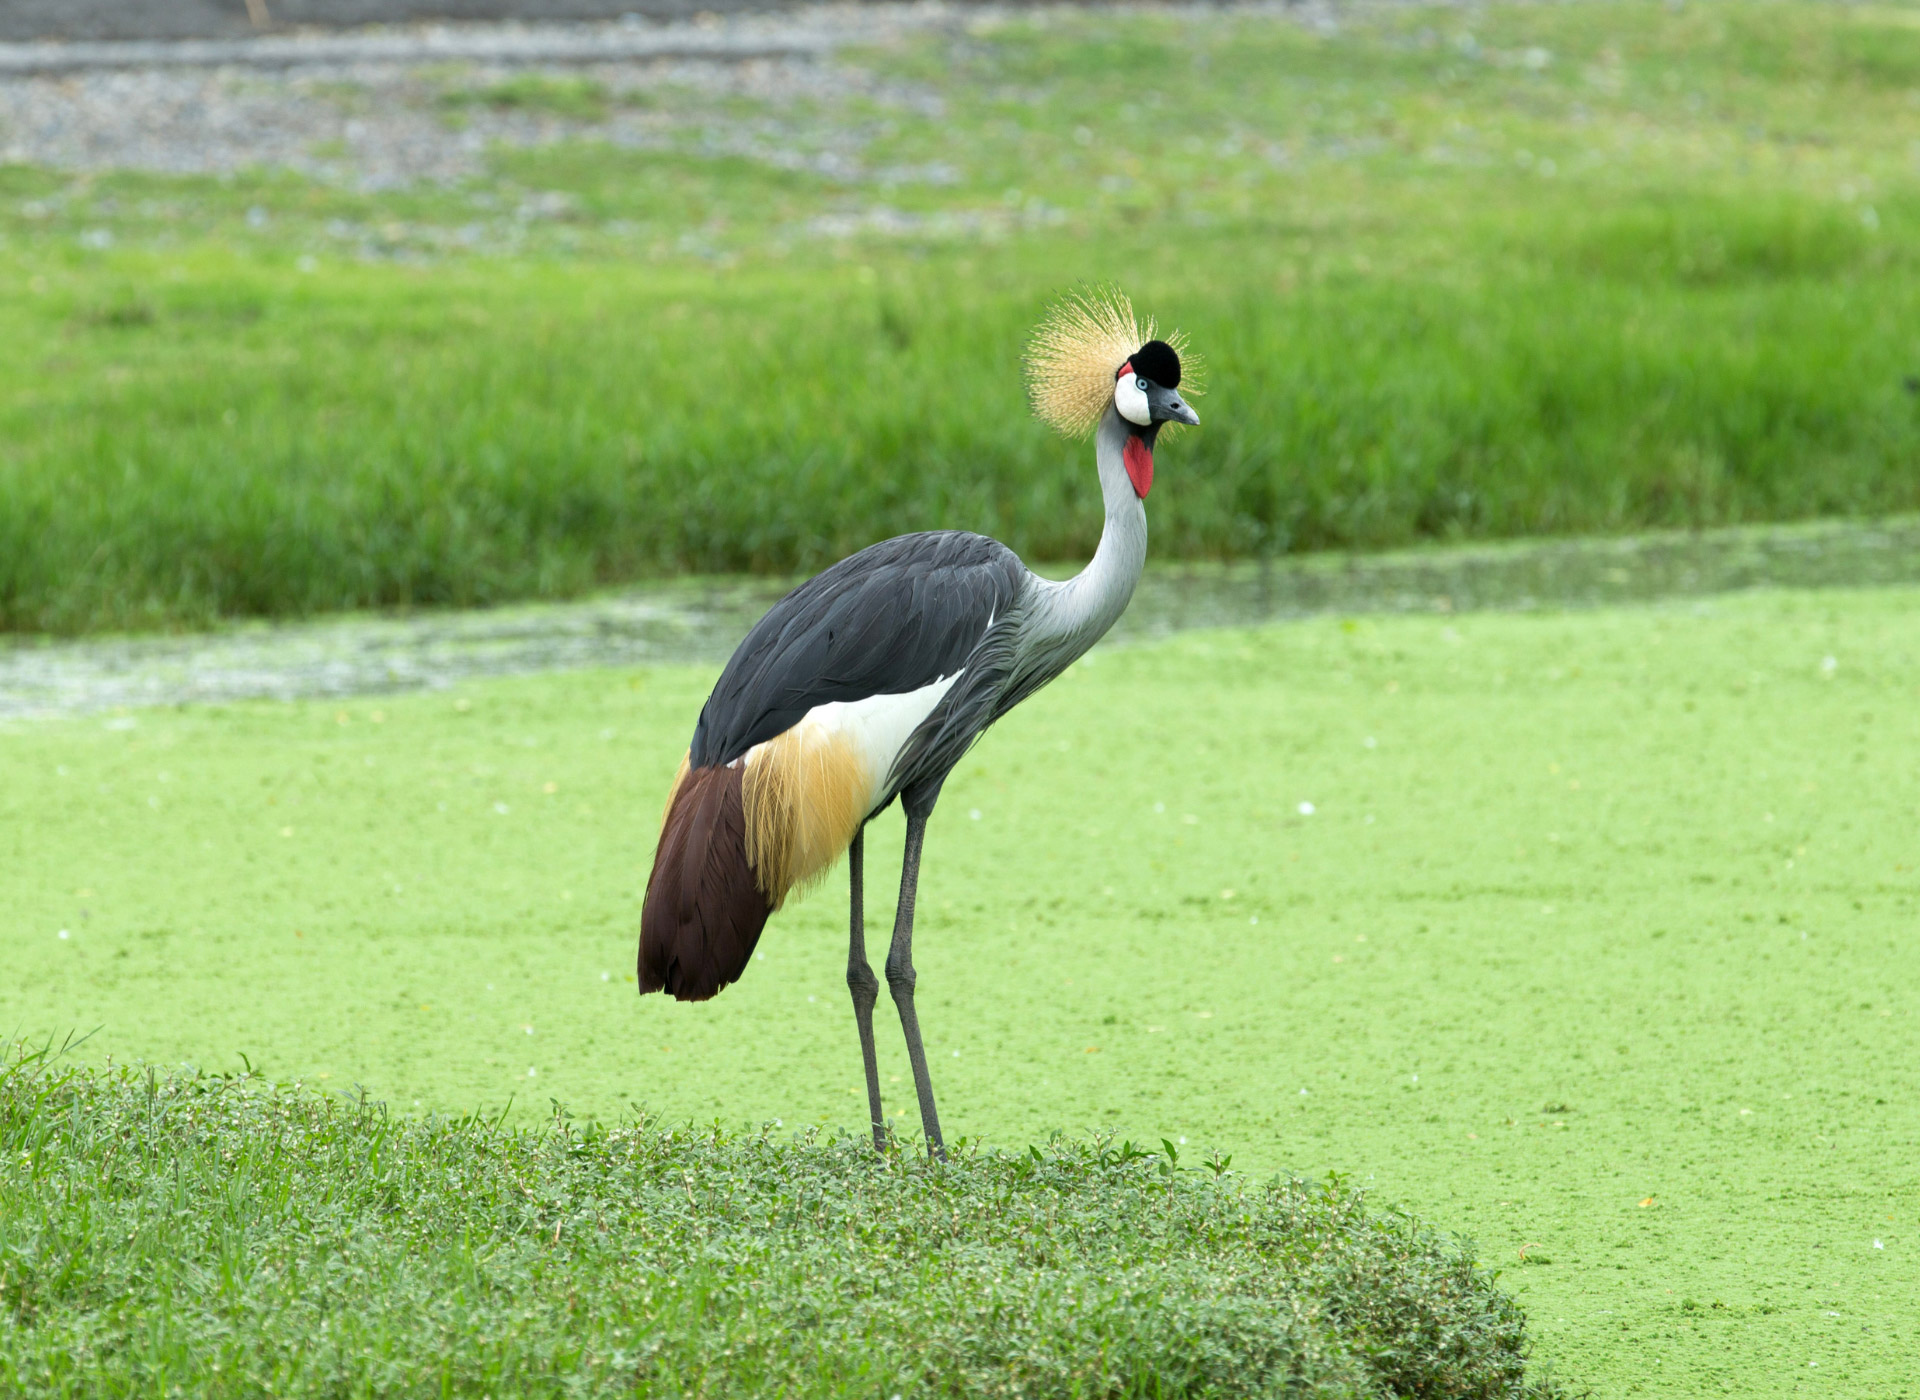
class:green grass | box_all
[7,1,1920,631]
[0,1050,1561,1399]
[437,74,617,123]
[4,587,1918,1395]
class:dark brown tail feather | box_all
[639,763,771,1001]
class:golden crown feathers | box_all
[1023,287,1198,439]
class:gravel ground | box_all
[4,0,808,44]
[0,6,965,186]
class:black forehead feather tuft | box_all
[1127,339,1182,388]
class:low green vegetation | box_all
[0,1048,1561,1399]
[5,587,1918,1394]
[437,74,615,122]
[5,2,1920,631]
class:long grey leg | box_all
[885,810,945,1160]
[844,827,887,1153]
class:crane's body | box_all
[639,292,1198,1155]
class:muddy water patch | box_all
[4,517,1918,720]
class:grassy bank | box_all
[0,1051,1561,1398]
[5,588,1919,1394]
[5,2,1920,631]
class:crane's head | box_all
[1024,288,1201,499]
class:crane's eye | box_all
[1136,376,1149,392]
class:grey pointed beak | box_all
[1146,382,1200,426]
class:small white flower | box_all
[969,808,982,820]
[1821,655,1837,675]
[1874,1239,1885,1249]
[1363,736,1377,749]
[494,802,510,815]
[1299,1088,1309,1096]
[57,929,69,940]
[1178,1136,1187,1144]
[527,1067,537,1077]
[1298,801,1315,816]
[600,972,610,982]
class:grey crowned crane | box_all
[638,290,1200,1157]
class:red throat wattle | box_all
[1123,436,1153,499]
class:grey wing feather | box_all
[690,531,1024,768]
[887,583,1108,800]
[883,599,1031,799]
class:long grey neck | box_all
[1023,407,1148,662]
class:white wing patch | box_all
[751,671,964,816]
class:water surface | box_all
[5,517,1917,720]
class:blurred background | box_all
[3,0,1917,636]
[4,0,748,42]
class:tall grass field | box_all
[6,1,1920,630]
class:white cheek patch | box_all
[1114,371,1151,426]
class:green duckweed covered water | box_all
[3,587,1918,1395]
